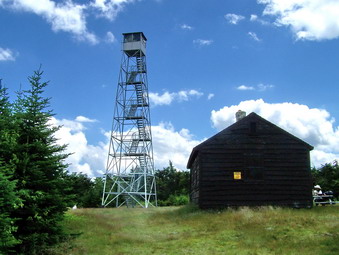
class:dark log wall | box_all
[190,113,313,209]
[190,156,200,205]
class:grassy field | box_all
[54,205,339,255]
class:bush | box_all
[158,194,189,206]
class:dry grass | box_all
[54,205,339,255]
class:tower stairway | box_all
[128,104,138,117]
[127,71,138,83]
[136,57,145,73]
[139,155,146,172]
[137,118,146,139]
[129,138,139,154]
[135,83,146,106]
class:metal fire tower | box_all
[102,32,157,208]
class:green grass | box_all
[54,205,339,255]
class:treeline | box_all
[63,161,190,208]
[311,160,339,198]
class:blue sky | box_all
[1,0,339,176]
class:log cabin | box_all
[187,111,314,209]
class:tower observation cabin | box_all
[123,32,147,57]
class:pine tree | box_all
[0,167,21,254]
[0,83,16,165]
[0,83,21,254]
[11,69,70,254]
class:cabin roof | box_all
[186,112,314,168]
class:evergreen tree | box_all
[63,173,105,208]
[0,83,21,254]
[0,167,21,254]
[11,69,70,254]
[0,83,16,166]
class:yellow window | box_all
[234,171,242,180]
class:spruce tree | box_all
[0,167,21,254]
[11,69,70,254]
[0,84,21,254]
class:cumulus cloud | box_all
[149,89,203,106]
[105,31,116,43]
[237,85,255,91]
[152,122,203,170]
[0,0,138,44]
[50,115,202,176]
[75,115,98,123]
[210,99,339,167]
[237,83,274,91]
[193,39,214,46]
[0,47,16,61]
[50,116,108,177]
[250,14,270,25]
[0,0,98,44]
[181,24,193,30]
[149,91,174,106]
[250,14,258,21]
[207,93,215,100]
[90,0,136,20]
[177,89,203,101]
[258,0,339,41]
[224,13,245,24]
[248,31,261,41]
[257,83,274,91]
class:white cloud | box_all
[248,31,261,41]
[149,89,203,106]
[0,47,16,61]
[0,0,98,44]
[257,83,274,91]
[90,0,136,20]
[152,122,203,170]
[75,115,98,123]
[250,14,270,25]
[105,31,116,43]
[210,99,339,167]
[237,85,255,91]
[50,116,109,177]
[149,91,174,106]
[0,0,138,44]
[181,24,193,30]
[177,89,203,101]
[193,39,214,46]
[250,14,258,21]
[237,83,274,91]
[258,0,339,41]
[50,115,202,176]
[224,13,245,24]
[207,93,214,100]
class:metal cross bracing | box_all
[102,33,157,208]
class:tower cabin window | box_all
[133,33,141,41]
[124,33,143,43]
[124,34,133,42]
